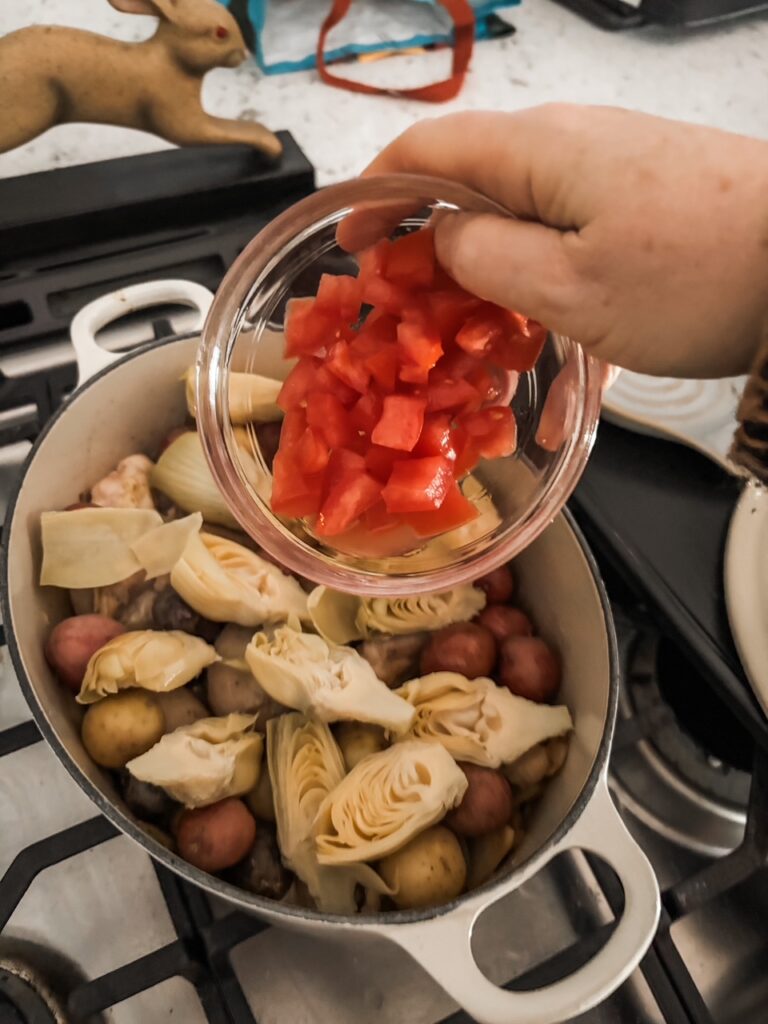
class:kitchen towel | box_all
[225,0,518,76]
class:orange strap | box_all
[316,0,476,103]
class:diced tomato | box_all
[316,471,383,537]
[358,239,390,281]
[356,311,399,346]
[296,427,330,475]
[371,395,427,452]
[467,364,502,407]
[455,305,506,357]
[305,391,355,449]
[315,274,363,323]
[488,313,547,372]
[426,377,480,413]
[365,345,399,392]
[459,406,518,458]
[361,274,411,314]
[453,433,481,477]
[382,455,454,514]
[314,365,358,406]
[365,444,401,482]
[271,451,323,518]
[326,340,370,394]
[428,288,482,344]
[385,228,436,288]
[280,406,308,448]
[404,483,478,537]
[414,413,458,460]
[435,348,480,381]
[350,392,383,436]
[277,358,319,412]
[397,319,443,376]
[284,298,340,358]
[398,363,430,385]
[364,499,400,533]
[323,447,366,494]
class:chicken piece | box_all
[91,455,155,510]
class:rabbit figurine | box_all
[0,0,282,159]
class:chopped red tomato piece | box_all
[414,413,458,460]
[277,358,319,412]
[326,340,370,394]
[280,406,308,448]
[371,395,427,452]
[323,448,366,494]
[284,298,340,358]
[427,288,482,343]
[361,275,411,314]
[316,471,382,537]
[364,499,399,533]
[271,452,323,518]
[397,319,443,376]
[305,392,355,449]
[404,483,478,537]
[296,427,330,475]
[453,433,481,477]
[426,377,479,413]
[365,444,401,482]
[460,406,518,458]
[350,392,383,436]
[357,239,390,280]
[314,365,358,406]
[385,228,436,288]
[455,305,506,357]
[365,345,399,392]
[488,313,547,372]
[315,273,363,323]
[382,455,454,513]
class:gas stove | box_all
[1,145,766,1024]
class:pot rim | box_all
[0,334,619,928]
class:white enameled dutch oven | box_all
[1,281,660,1024]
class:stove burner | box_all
[0,959,68,1024]
[611,625,749,856]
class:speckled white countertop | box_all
[0,0,766,184]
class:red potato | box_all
[420,623,496,679]
[45,615,126,692]
[475,565,514,604]
[446,763,515,837]
[64,502,97,511]
[498,636,561,703]
[476,605,533,643]
[176,798,257,873]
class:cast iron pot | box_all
[1,281,660,1024]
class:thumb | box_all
[434,212,590,340]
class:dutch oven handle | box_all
[70,280,214,387]
[382,775,659,1024]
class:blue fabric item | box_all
[223,0,518,76]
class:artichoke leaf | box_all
[40,507,162,589]
[127,713,262,807]
[77,629,219,704]
[129,512,203,579]
[184,366,283,424]
[395,672,573,768]
[307,583,486,645]
[246,625,415,733]
[171,532,309,627]
[313,740,468,865]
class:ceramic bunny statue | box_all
[0,0,282,159]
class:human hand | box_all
[354,105,768,379]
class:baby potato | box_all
[379,826,466,910]
[45,614,126,692]
[446,764,514,837]
[503,743,550,789]
[335,722,387,771]
[475,565,514,604]
[176,797,256,873]
[245,764,275,822]
[420,623,496,679]
[476,605,533,643]
[81,691,164,769]
[155,688,209,733]
[498,636,562,702]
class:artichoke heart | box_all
[307,583,486,645]
[184,366,283,424]
[171,532,309,627]
[245,624,415,733]
[127,713,262,807]
[313,740,468,864]
[268,713,387,913]
[395,672,573,768]
[77,629,219,704]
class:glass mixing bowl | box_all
[197,175,602,596]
